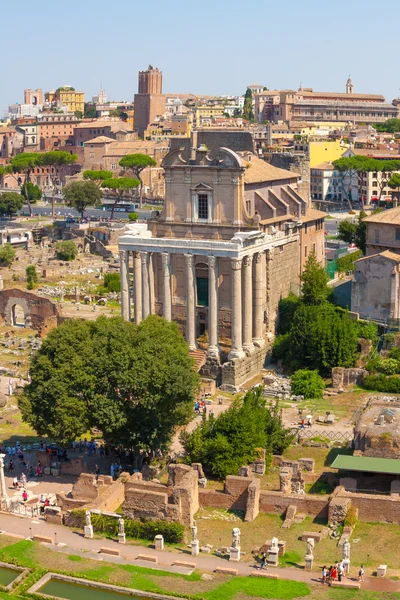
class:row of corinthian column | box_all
[120,250,265,359]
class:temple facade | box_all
[118,139,325,388]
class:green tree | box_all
[39,151,78,217]
[375,118,400,133]
[84,104,97,119]
[376,160,400,200]
[10,152,40,216]
[354,208,382,254]
[242,88,254,122]
[74,110,83,119]
[56,240,78,261]
[63,181,102,217]
[0,243,16,266]
[128,212,139,222]
[101,177,139,219]
[83,170,113,186]
[333,155,378,209]
[20,316,199,451]
[277,293,301,335]
[337,219,357,244]
[289,303,358,375]
[301,251,330,305]
[181,387,293,478]
[335,250,362,274]
[388,173,400,192]
[20,182,42,205]
[291,369,325,399]
[119,154,157,208]
[26,265,38,290]
[103,272,120,292]
[0,192,24,216]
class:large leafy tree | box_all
[0,243,16,266]
[242,88,254,122]
[289,303,358,375]
[83,170,113,186]
[19,316,199,452]
[10,153,40,216]
[181,387,293,478]
[375,118,400,133]
[39,151,78,217]
[101,177,139,219]
[20,182,42,204]
[119,154,157,208]
[0,165,12,187]
[333,155,378,209]
[300,250,330,305]
[388,173,400,193]
[0,192,24,216]
[337,219,357,244]
[63,180,102,217]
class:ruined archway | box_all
[11,304,25,327]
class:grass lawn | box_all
[0,537,397,599]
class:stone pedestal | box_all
[191,540,199,556]
[84,525,93,539]
[229,546,241,562]
[377,565,387,578]
[155,534,164,551]
[268,547,279,566]
[343,559,350,574]
[305,554,313,571]
[278,541,286,556]
[118,533,126,544]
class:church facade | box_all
[119,139,325,388]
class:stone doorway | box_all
[195,262,209,341]
[11,304,25,327]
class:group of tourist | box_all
[321,563,365,584]
[71,439,108,457]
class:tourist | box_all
[110,464,115,479]
[338,562,343,582]
[327,566,333,585]
[331,564,337,581]
[20,472,27,486]
[94,465,100,480]
[9,460,14,473]
[22,490,28,502]
[358,565,365,582]
[99,445,105,459]
[321,565,328,584]
[12,476,18,489]
[260,552,267,569]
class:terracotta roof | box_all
[241,156,299,184]
[260,215,293,225]
[356,250,400,263]
[85,136,114,144]
[75,120,131,130]
[311,162,334,170]
[363,207,400,224]
[300,207,326,223]
[300,91,385,101]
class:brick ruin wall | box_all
[0,289,60,334]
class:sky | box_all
[1,0,400,114]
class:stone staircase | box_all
[190,349,207,372]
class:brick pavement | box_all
[0,513,397,593]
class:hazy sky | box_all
[2,0,399,113]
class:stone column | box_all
[229,258,244,359]
[253,252,264,347]
[207,255,219,358]
[148,252,155,315]
[141,252,150,318]
[161,253,172,321]
[133,252,142,324]
[0,454,8,499]
[242,255,253,352]
[185,254,197,350]
[120,250,130,321]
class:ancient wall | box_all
[0,289,59,334]
[332,367,368,389]
[267,240,300,332]
[259,491,329,518]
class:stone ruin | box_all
[332,367,368,389]
[354,400,400,458]
[279,460,310,495]
[262,373,303,401]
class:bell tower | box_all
[346,75,354,95]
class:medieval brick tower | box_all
[134,66,166,137]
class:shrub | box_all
[389,347,400,361]
[56,240,78,261]
[0,243,16,266]
[336,250,362,274]
[272,333,292,361]
[291,369,325,399]
[364,374,400,393]
[70,510,184,543]
[104,272,120,293]
[277,293,301,335]
[26,265,38,290]
[366,357,400,375]
[355,320,379,343]
[128,212,139,222]
[344,505,358,528]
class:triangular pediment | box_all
[190,182,214,191]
